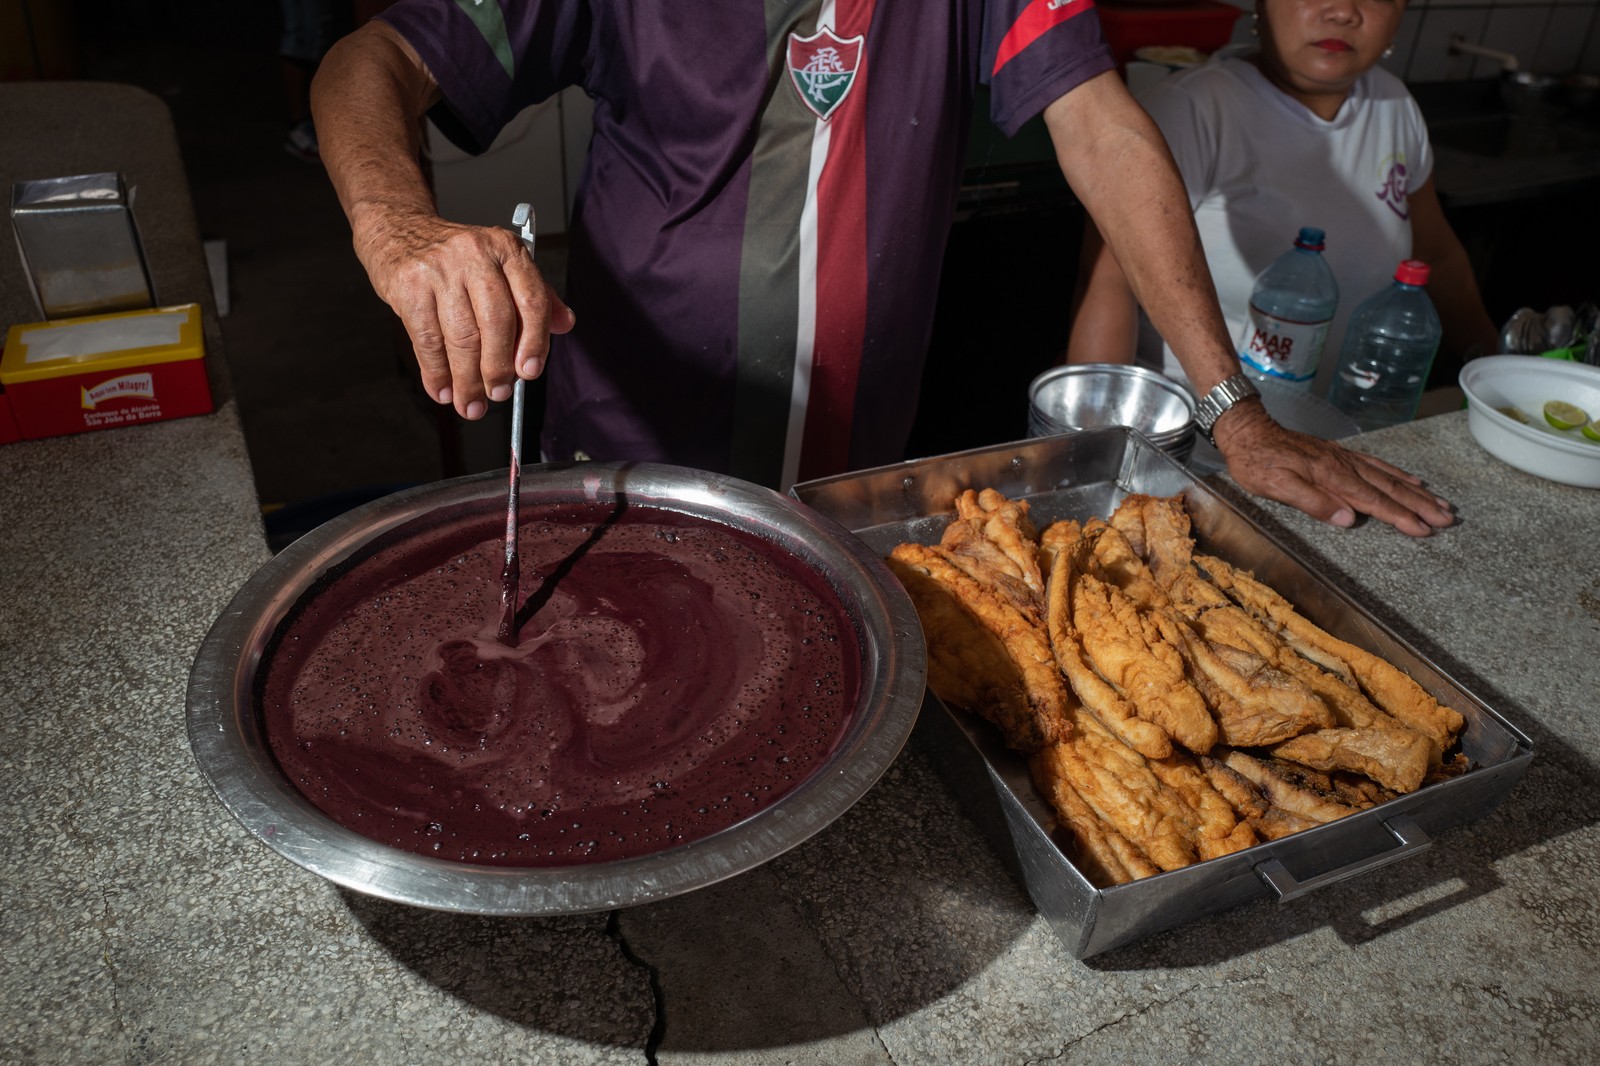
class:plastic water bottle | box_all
[1328,260,1443,431]
[1237,227,1340,389]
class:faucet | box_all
[1449,35,1519,72]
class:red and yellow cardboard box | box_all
[0,303,213,442]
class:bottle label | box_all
[1238,304,1331,383]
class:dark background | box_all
[8,0,1599,532]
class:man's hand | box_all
[1212,401,1455,537]
[352,203,576,420]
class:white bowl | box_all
[1459,356,1600,488]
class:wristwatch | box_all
[1193,372,1261,446]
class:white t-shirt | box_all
[1133,53,1432,395]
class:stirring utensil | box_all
[497,203,535,644]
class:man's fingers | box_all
[1336,450,1456,529]
[467,271,521,400]
[1344,448,1425,487]
[359,213,569,414]
[1221,417,1453,537]
[437,286,489,419]
[395,291,454,405]
[504,254,553,379]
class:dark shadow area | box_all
[907,194,1086,461]
[67,1,450,513]
[1432,186,1600,390]
[336,740,1036,1050]
[338,893,657,1046]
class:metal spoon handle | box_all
[498,203,536,644]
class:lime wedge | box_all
[1497,405,1530,424]
[1543,400,1590,431]
[1583,421,1600,443]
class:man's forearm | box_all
[311,22,440,232]
[1044,73,1239,395]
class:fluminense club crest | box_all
[787,27,864,121]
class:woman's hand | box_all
[1212,400,1455,536]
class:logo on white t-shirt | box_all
[1375,155,1410,220]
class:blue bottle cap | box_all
[1294,227,1326,251]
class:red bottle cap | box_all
[1395,260,1430,286]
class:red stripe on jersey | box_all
[993,0,1096,76]
[798,0,875,483]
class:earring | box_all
[1382,45,1394,58]
[1251,10,1259,36]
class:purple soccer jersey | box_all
[379,0,1111,487]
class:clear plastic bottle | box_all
[1328,260,1443,432]
[1237,227,1340,389]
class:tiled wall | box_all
[1217,0,1600,81]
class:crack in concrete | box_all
[606,909,665,1065]
[768,868,901,1064]
[870,1026,898,1063]
[62,811,129,1047]
[1026,976,1260,1064]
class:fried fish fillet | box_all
[1250,807,1321,841]
[1220,750,1363,825]
[1041,521,1173,760]
[935,521,1044,624]
[887,543,1069,752]
[1032,703,1254,872]
[1175,592,1432,792]
[1030,716,1200,872]
[1197,755,1270,821]
[1147,753,1258,860]
[1151,608,1334,747]
[1028,756,1160,886]
[1196,553,1464,754]
[1110,493,1195,594]
[953,489,1045,599]
[1269,726,1430,795]
[1073,572,1219,754]
[1083,517,1170,612]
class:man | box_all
[311,0,1453,536]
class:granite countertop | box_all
[4,402,1599,1064]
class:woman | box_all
[1066,0,1498,395]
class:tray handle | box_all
[1253,815,1432,903]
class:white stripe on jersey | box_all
[780,0,836,493]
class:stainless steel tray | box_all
[792,428,1535,958]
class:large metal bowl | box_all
[186,462,926,915]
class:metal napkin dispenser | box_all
[11,173,155,319]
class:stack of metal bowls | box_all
[1028,363,1198,463]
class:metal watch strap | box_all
[1194,373,1260,446]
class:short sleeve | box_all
[981,0,1115,137]
[378,0,592,153]
[1403,95,1434,191]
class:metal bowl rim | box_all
[1028,363,1198,432]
